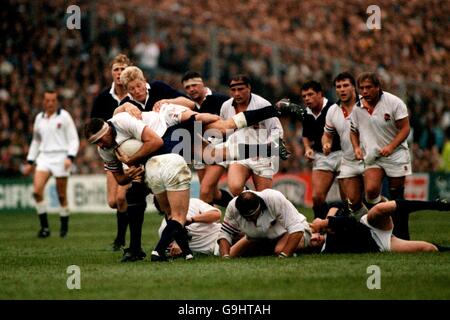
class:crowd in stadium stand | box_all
[1,0,449,177]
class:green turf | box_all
[0,209,449,300]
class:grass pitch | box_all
[0,209,449,300]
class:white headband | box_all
[88,122,109,144]
[183,77,203,87]
[302,228,312,248]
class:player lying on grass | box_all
[155,197,222,257]
[303,199,450,253]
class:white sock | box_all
[36,201,47,215]
[365,195,381,204]
[60,206,70,217]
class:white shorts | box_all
[365,148,411,177]
[338,158,364,179]
[145,154,192,194]
[230,156,275,179]
[360,214,393,252]
[36,152,71,177]
[313,151,342,172]
[159,103,190,127]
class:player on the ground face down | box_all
[218,189,311,258]
[304,199,450,254]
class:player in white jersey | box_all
[323,72,366,219]
[84,107,286,262]
[157,198,222,256]
[220,74,284,196]
[218,189,311,258]
[350,72,411,240]
[23,90,79,238]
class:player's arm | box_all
[116,126,163,166]
[23,117,41,176]
[322,131,334,156]
[350,129,363,160]
[349,114,363,160]
[279,231,303,258]
[302,137,315,160]
[112,166,145,186]
[218,238,232,258]
[154,97,196,110]
[64,113,80,170]
[186,209,221,225]
[218,211,241,258]
[113,102,142,119]
[379,117,410,157]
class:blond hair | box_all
[120,66,146,88]
[110,54,132,68]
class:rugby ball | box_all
[118,139,143,157]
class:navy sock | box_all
[390,188,409,240]
[172,225,192,257]
[115,210,128,244]
[313,203,329,219]
[39,213,49,229]
[155,219,180,255]
[127,203,145,252]
[60,216,69,232]
[433,244,450,252]
[214,189,234,208]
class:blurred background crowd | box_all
[1,0,449,177]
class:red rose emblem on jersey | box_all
[57,123,62,129]
[384,113,391,121]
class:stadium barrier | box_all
[0,172,444,213]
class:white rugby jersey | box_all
[158,198,222,255]
[350,91,409,154]
[98,112,148,172]
[98,109,183,171]
[220,93,283,144]
[325,99,360,161]
[27,108,79,162]
[219,189,309,244]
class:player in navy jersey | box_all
[181,71,232,208]
[90,54,132,251]
[119,66,195,113]
[304,199,449,254]
[301,81,342,219]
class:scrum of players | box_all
[28,53,449,262]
